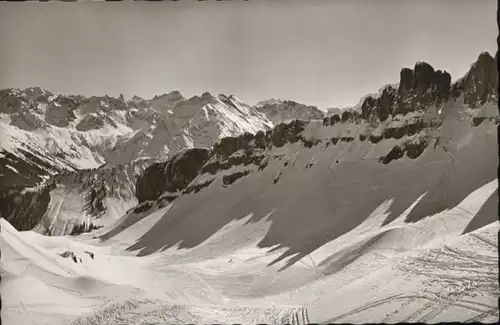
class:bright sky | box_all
[0,0,496,109]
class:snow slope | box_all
[1,179,497,324]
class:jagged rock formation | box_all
[352,52,498,123]
[454,51,498,107]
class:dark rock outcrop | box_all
[368,134,382,143]
[359,60,455,122]
[380,138,428,164]
[0,148,59,231]
[396,62,451,113]
[83,183,107,218]
[378,86,398,121]
[380,145,405,164]
[135,148,211,203]
[0,186,52,231]
[58,251,82,263]
[213,132,255,159]
[133,201,154,214]
[135,119,317,202]
[459,51,498,107]
[69,223,103,236]
[323,113,341,126]
[324,111,362,126]
[270,120,307,147]
[222,170,251,186]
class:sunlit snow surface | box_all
[1,180,498,324]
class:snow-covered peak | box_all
[0,87,277,174]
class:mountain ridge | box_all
[0,51,497,237]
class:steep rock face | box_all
[213,132,257,159]
[457,51,498,107]
[0,148,58,230]
[360,63,451,121]
[395,62,452,113]
[136,148,211,203]
[0,185,53,231]
[356,52,498,123]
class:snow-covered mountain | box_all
[0,89,273,169]
[1,89,328,235]
[0,51,498,324]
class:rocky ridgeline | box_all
[0,88,130,131]
[134,116,431,207]
[323,51,498,124]
[134,52,499,209]
[135,120,312,204]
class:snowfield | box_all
[1,179,498,324]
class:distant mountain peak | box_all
[152,90,184,101]
[130,95,145,103]
[201,92,213,99]
[253,98,324,124]
[255,98,283,107]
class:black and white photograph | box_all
[0,0,498,324]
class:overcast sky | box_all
[0,0,496,109]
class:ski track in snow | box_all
[0,180,498,324]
